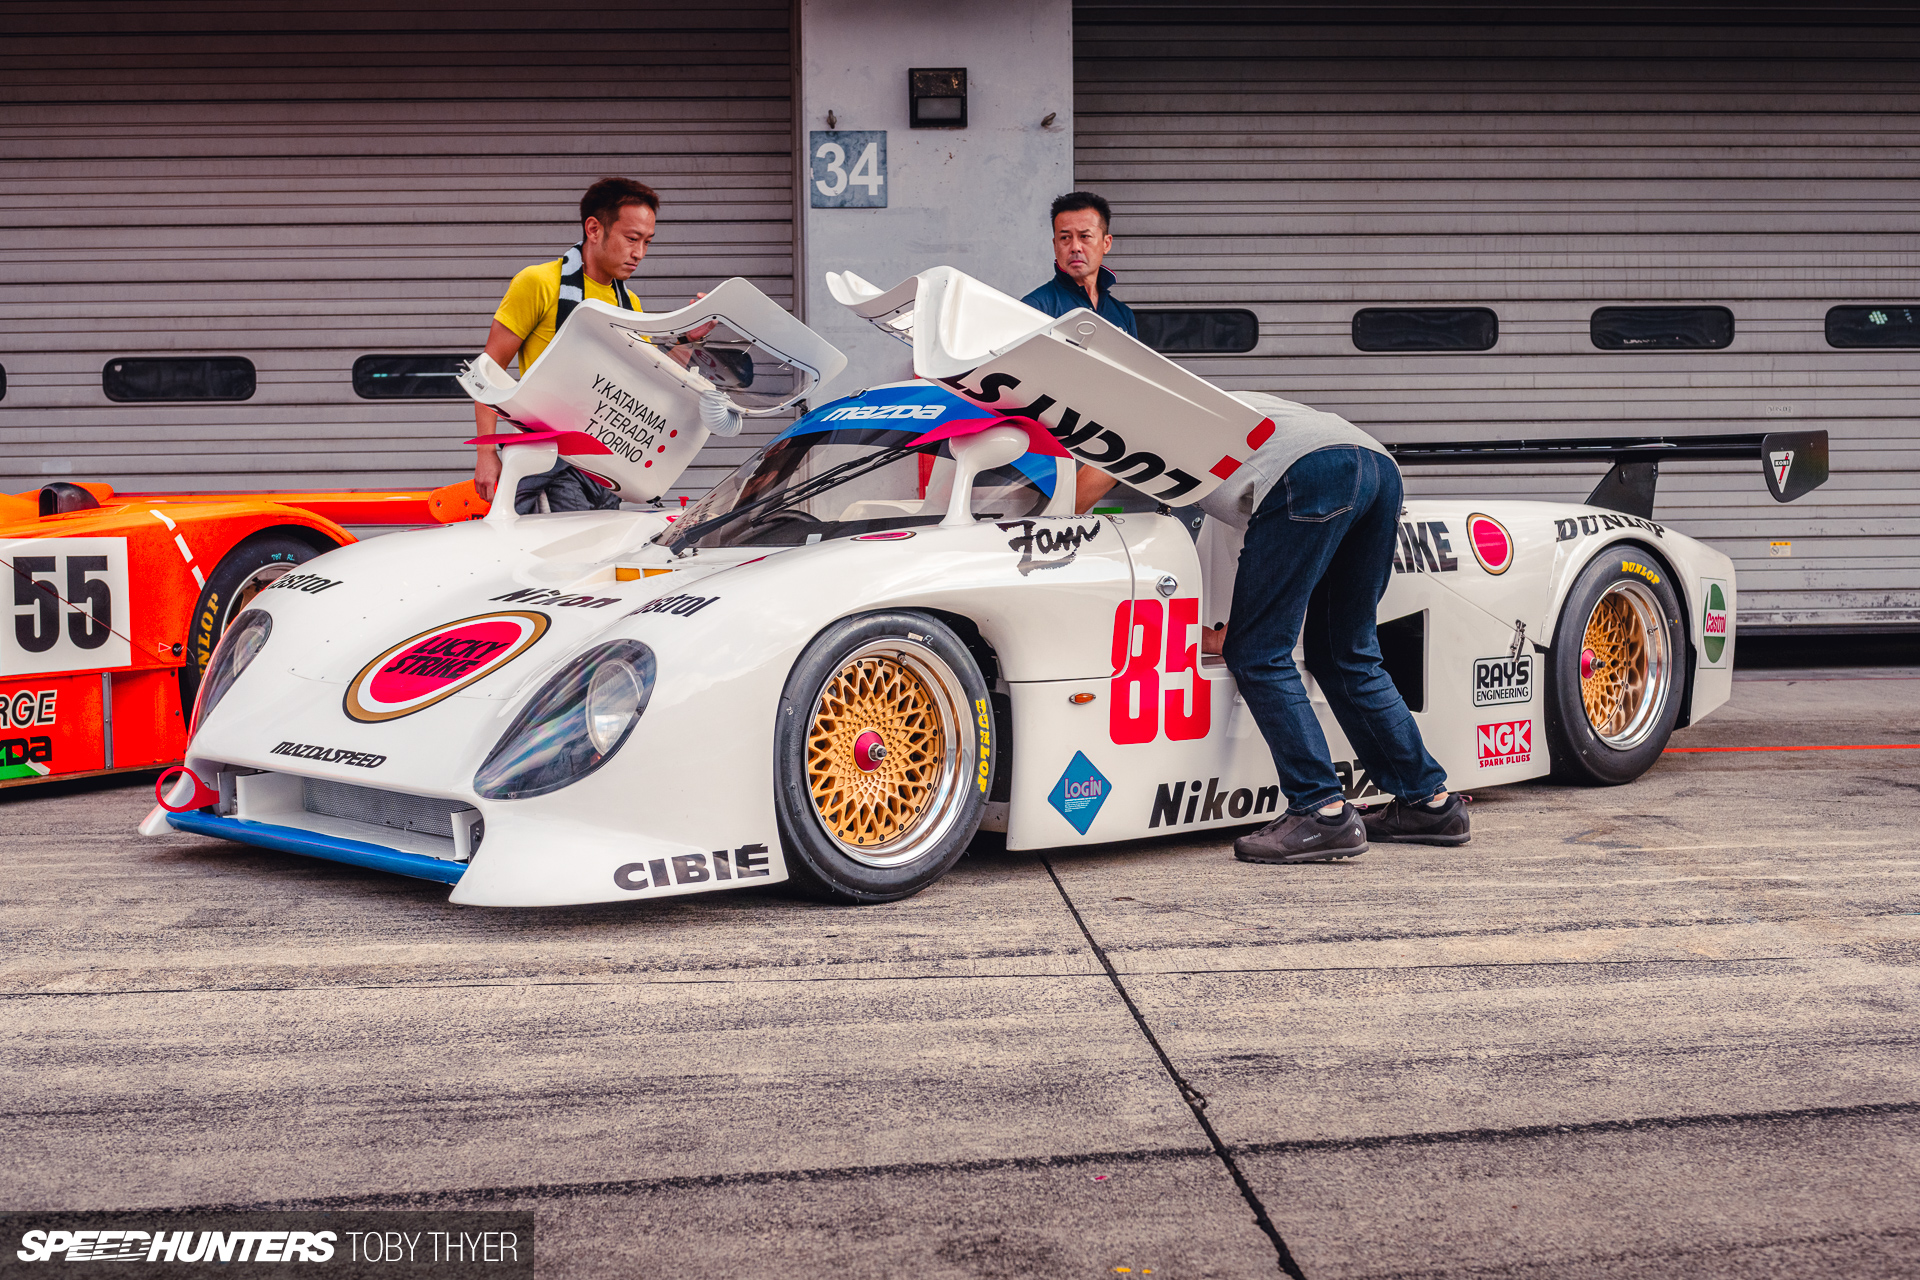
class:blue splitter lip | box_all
[166,810,468,885]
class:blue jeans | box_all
[1222,446,1447,813]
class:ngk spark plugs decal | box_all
[1477,719,1533,768]
[1109,598,1210,745]
[344,612,549,723]
[2,538,130,676]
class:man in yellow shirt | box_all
[473,177,660,509]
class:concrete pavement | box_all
[3,667,1916,1278]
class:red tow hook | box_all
[154,766,220,813]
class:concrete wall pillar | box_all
[796,0,1074,395]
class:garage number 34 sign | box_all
[810,131,886,208]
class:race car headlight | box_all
[192,609,272,732]
[474,640,655,800]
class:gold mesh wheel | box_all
[1578,581,1671,749]
[803,640,971,868]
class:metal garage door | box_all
[1075,4,1920,633]
[0,1,795,501]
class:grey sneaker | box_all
[1362,793,1471,846]
[1233,803,1368,864]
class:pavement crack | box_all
[1238,1099,1920,1157]
[1041,854,1307,1280]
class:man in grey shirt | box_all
[1081,392,1470,861]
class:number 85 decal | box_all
[1109,598,1210,745]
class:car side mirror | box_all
[941,425,1029,527]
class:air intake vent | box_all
[303,778,467,839]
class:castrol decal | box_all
[1701,579,1730,665]
[1464,513,1513,575]
[344,611,550,723]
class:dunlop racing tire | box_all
[180,533,331,721]
[1545,547,1685,786]
[774,611,993,904]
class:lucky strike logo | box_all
[1477,719,1533,768]
[936,369,1272,503]
[344,612,549,723]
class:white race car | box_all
[140,268,1828,906]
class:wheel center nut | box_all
[1581,648,1597,679]
[853,730,887,771]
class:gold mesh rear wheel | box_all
[807,655,945,847]
[1578,581,1671,749]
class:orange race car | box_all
[0,480,485,787]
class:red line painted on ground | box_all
[1664,743,1920,754]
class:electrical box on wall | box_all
[909,68,967,128]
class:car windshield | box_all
[662,416,1057,553]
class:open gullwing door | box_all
[827,265,1272,507]
[460,277,846,502]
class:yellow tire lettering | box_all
[975,699,991,791]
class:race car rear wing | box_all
[1387,431,1830,519]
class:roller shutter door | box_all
[0,1,794,500]
[1075,4,1920,633]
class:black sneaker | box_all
[1362,793,1471,846]
[1233,803,1368,864]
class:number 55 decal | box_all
[1109,598,1210,744]
[2,537,130,676]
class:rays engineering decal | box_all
[1472,655,1534,707]
[344,611,549,723]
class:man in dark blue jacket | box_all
[1022,192,1138,338]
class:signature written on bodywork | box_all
[996,518,1102,576]
[588,372,670,465]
